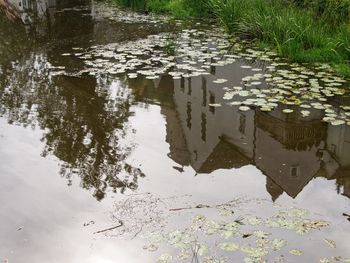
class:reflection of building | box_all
[255,110,326,198]
[143,63,350,201]
[0,0,57,24]
[320,124,350,198]
[171,63,256,173]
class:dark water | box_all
[0,1,349,262]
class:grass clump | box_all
[115,0,147,10]
[288,0,350,26]
[114,0,211,17]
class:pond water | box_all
[0,1,350,262]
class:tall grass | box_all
[114,0,211,17]
[287,0,350,26]
[116,0,147,10]
[209,0,350,74]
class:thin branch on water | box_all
[93,220,123,234]
[169,204,210,211]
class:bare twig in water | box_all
[169,197,267,212]
[169,204,210,211]
[94,220,123,234]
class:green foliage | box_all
[185,0,212,16]
[288,0,350,26]
[209,0,350,76]
[115,0,147,10]
[114,0,211,17]
[147,0,169,13]
[165,0,191,18]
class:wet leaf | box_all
[239,106,250,111]
[157,253,172,263]
[289,249,303,256]
[323,238,336,248]
[271,238,287,251]
[219,242,240,251]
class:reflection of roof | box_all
[197,137,251,174]
[258,166,315,199]
[256,111,326,151]
[266,177,283,202]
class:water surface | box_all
[0,1,349,262]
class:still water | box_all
[0,1,349,262]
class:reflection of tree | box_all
[40,75,145,200]
[0,14,34,66]
[0,53,145,201]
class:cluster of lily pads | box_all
[92,1,168,24]
[65,27,234,81]
[59,10,349,126]
[142,207,348,263]
[219,50,350,126]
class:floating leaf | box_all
[301,110,310,117]
[241,246,269,258]
[331,120,345,126]
[323,238,336,248]
[246,216,262,226]
[289,249,303,256]
[271,238,287,251]
[213,78,228,84]
[219,242,240,251]
[157,254,172,263]
[253,230,269,239]
[239,106,250,111]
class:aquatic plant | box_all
[63,23,350,126]
[112,0,350,76]
[140,202,343,262]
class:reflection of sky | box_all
[128,105,350,259]
[0,103,350,262]
[0,118,154,263]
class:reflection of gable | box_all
[259,166,315,198]
[256,111,326,151]
[197,137,251,174]
[255,110,327,199]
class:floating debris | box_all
[157,254,172,263]
[289,249,303,256]
[283,109,293,114]
[323,238,336,249]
